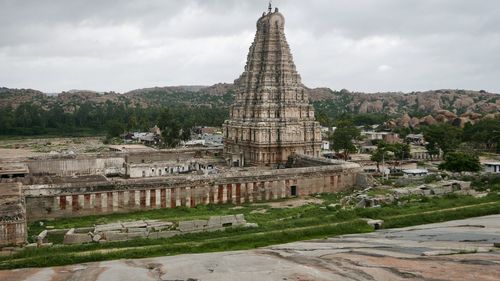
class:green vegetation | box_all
[329,122,361,160]
[439,152,482,172]
[2,192,499,269]
[462,118,500,153]
[423,123,462,157]
[370,141,410,171]
[0,98,228,137]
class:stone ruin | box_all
[59,214,254,245]
[343,180,481,208]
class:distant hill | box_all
[0,85,498,116]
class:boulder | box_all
[420,115,437,126]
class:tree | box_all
[371,145,390,172]
[370,142,409,172]
[462,118,500,152]
[106,120,125,138]
[439,152,481,172]
[423,124,462,158]
[330,122,361,160]
[158,109,183,148]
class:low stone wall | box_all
[62,214,251,245]
[24,163,361,219]
[0,183,27,247]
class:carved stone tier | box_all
[224,7,322,166]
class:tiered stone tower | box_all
[223,5,322,166]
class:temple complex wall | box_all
[5,148,222,177]
[0,183,27,247]
[23,163,360,220]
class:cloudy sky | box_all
[1,0,499,93]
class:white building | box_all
[321,140,330,150]
[484,162,500,173]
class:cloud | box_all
[0,0,499,93]
[377,65,392,72]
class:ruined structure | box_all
[0,6,362,248]
[0,183,27,247]
[224,6,321,166]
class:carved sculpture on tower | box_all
[223,5,322,167]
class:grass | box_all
[5,192,500,270]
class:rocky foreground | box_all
[2,215,499,281]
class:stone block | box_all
[122,221,147,228]
[74,227,94,233]
[25,243,38,248]
[47,229,70,235]
[128,227,148,233]
[235,214,246,224]
[92,234,102,242]
[127,231,148,240]
[365,219,384,230]
[179,220,207,232]
[95,223,123,233]
[147,221,173,229]
[38,243,53,248]
[37,230,48,245]
[244,223,259,228]
[220,215,237,226]
[207,216,222,227]
[151,231,180,239]
[105,231,128,242]
[205,227,224,232]
[63,229,92,245]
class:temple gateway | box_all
[224,6,322,167]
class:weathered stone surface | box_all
[105,232,128,242]
[235,214,246,224]
[127,231,148,240]
[220,215,237,226]
[63,229,92,245]
[151,231,180,239]
[92,234,102,242]
[178,220,207,232]
[36,230,48,245]
[94,223,123,233]
[74,227,94,233]
[122,221,147,228]
[127,227,148,233]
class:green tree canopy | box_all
[462,117,500,152]
[438,152,482,172]
[423,124,462,157]
[330,122,361,160]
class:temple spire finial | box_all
[268,0,272,13]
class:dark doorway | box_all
[290,185,297,197]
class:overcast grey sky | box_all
[1,0,499,93]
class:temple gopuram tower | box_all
[223,5,322,166]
